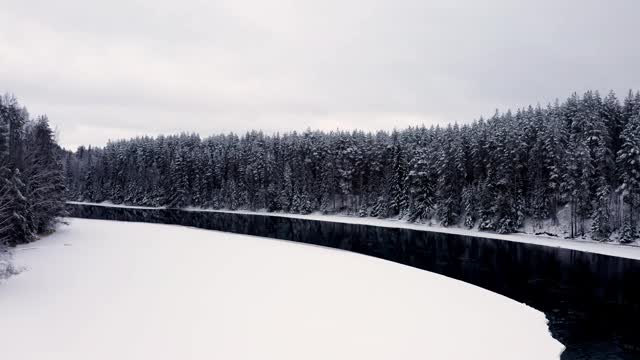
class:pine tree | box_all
[407,147,434,222]
[279,164,294,212]
[603,91,623,164]
[23,117,67,233]
[617,113,640,243]
[589,92,615,239]
[389,131,408,216]
[542,103,567,225]
[0,105,8,160]
[168,148,189,208]
[435,125,464,226]
[0,169,33,246]
[461,185,477,228]
[2,94,26,169]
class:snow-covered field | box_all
[0,218,563,359]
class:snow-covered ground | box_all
[0,218,563,359]
[0,251,21,280]
[67,201,640,260]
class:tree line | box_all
[64,90,640,242]
[0,95,66,249]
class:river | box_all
[66,203,640,359]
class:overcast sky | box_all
[1,0,639,149]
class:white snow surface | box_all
[0,218,563,360]
[67,201,640,260]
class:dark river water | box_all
[66,203,640,359]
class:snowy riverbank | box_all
[0,218,563,359]
[68,201,640,260]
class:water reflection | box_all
[67,204,640,359]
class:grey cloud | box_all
[1,0,639,149]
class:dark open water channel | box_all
[66,203,640,359]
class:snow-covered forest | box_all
[0,95,66,249]
[64,90,640,241]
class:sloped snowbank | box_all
[0,251,22,280]
[0,218,563,360]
